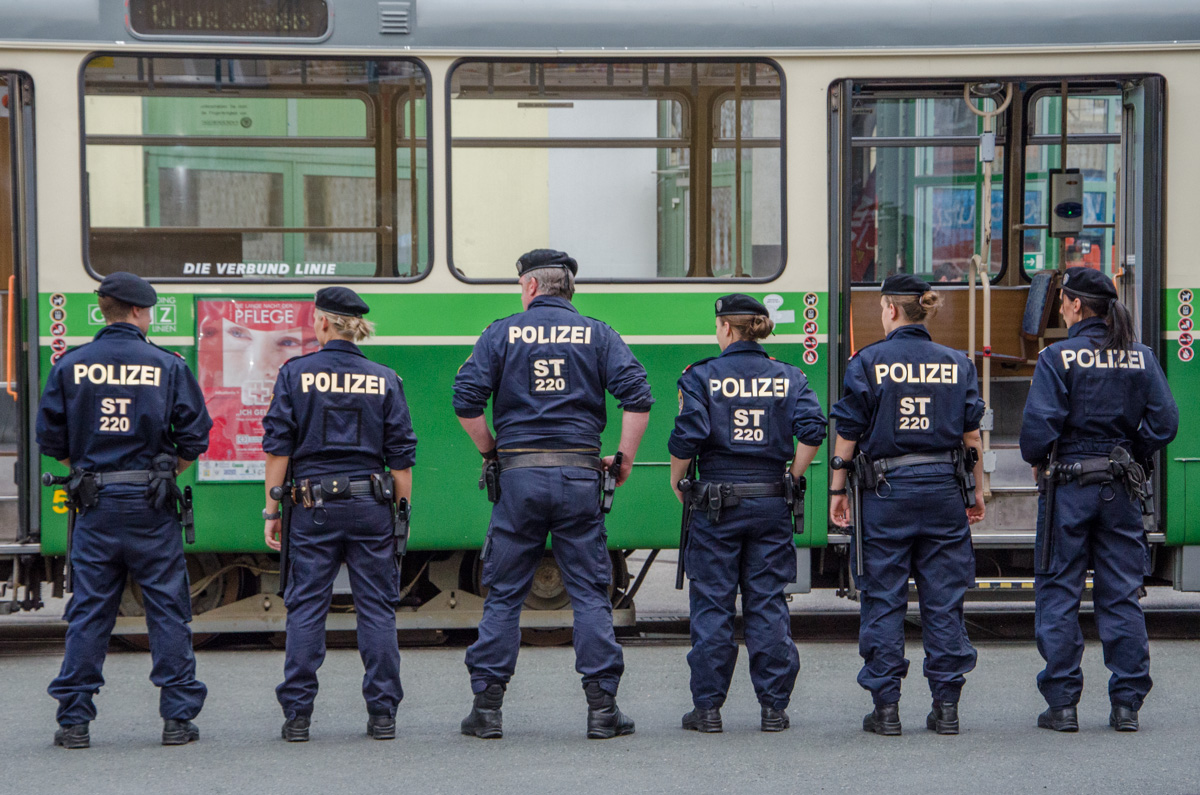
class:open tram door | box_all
[0,72,38,612]
[829,77,1168,592]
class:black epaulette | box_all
[850,337,889,359]
[277,348,325,371]
[147,340,187,360]
[682,356,717,375]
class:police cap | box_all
[715,293,769,317]
[880,273,932,296]
[95,271,157,308]
[516,249,578,277]
[315,286,370,317]
[1062,266,1118,301]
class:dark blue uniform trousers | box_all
[48,490,206,726]
[1034,479,1151,710]
[466,466,624,695]
[686,496,799,710]
[858,473,977,705]
[277,495,402,719]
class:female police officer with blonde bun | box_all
[262,286,416,743]
[829,273,985,737]
[668,294,826,733]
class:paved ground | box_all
[2,639,1199,795]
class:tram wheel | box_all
[116,553,242,650]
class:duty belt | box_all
[690,480,785,522]
[293,475,376,507]
[872,451,956,475]
[92,469,155,487]
[497,453,604,472]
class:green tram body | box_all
[2,0,1200,628]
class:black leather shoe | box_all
[54,723,89,749]
[162,719,199,746]
[282,716,311,742]
[681,707,723,733]
[926,701,959,735]
[1037,706,1079,732]
[461,683,504,740]
[367,715,396,740]
[585,683,635,740]
[1109,704,1139,732]
[863,703,902,736]
[761,706,790,732]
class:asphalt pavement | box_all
[2,639,1199,795]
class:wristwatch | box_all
[828,488,847,496]
[263,509,282,520]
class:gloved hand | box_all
[146,453,180,513]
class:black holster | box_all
[689,482,742,524]
[480,459,502,504]
[394,497,411,559]
[783,473,806,533]
[955,446,979,509]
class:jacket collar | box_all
[528,295,580,314]
[885,324,932,342]
[95,322,147,342]
[321,339,365,357]
[1068,316,1107,339]
[720,340,768,358]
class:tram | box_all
[0,0,1197,634]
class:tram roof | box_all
[2,0,1200,52]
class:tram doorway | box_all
[829,77,1166,580]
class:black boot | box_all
[1037,705,1078,732]
[1109,704,1139,732]
[926,701,959,735]
[367,715,396,740]
[585,683,635,740]
[681,707,723,733]
[282,716,311,742]
[761,706,790,732]
[54,723,89,749]
[863,703,902,736]
[461,683,504,739]
[162,719,199,746]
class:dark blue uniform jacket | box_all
[668,340,826,480]
[262,339,417,479]
[36,323,212,471]
[830,325,984,460]
[1020,316,1177,464]
[452,295,654,449]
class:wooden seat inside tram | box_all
[849,271,1062,374]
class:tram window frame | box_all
[78,52,434,284]
[844,85,1010,287]
[1019,84,1123,280]
[444,58,787,284]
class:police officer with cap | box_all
[1020,266,1176,733]
[668,294,826,733]
[37,271,213,749]
[453,248,654,740]
[828,273,985,736]
[262,286,417,742]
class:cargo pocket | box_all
[322,407,362,447]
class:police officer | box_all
[1020,267,1177,733]
[452,249,654,740]
[36,271,212,749]
[262,287,416,742]
[668,294,826,733]
[828,274,985,736]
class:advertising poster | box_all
[196,299,319,481]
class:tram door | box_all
[0,73,34,553]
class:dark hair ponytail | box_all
[1078,294,1136,350]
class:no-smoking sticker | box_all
[1181,333,1194,347]
[802,349,819,366]
[803,335,819,350]
[803,320,818,335]
[50,338,67,353]
[1180,347,1194,363]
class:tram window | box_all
[848,94,1003,284]
[1022,93,1122,276]
[448,61,783,281]
[82,55,430,280]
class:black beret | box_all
[881,273,932,296]
[1061,266,1117,301]
[95,271,157,308]
[315,286,370,318]
[516,249,578,277]
[715,294,769,317]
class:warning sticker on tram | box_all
[1180,317,1194,332]
[1181,333,1194,347]
[50,294,66,308]
[50,338,67,353]
[803,320,818,335]
[803,349,819,366]
[1180,347,1195,363]
[804,307,818,321]
[50,322,66,337]
[804,293,819,307]
[1181,289,1194,303]
[51,351,64,365]
[50,308,66,323]
[803,335,819,350]
[1181,304,1193,318]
